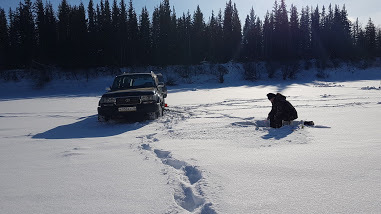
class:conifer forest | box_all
[0,0,380,70]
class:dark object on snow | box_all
[304,121,315,126]
[267,93,298,128]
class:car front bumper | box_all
[98,103,159,118]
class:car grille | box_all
[116,97,141,105]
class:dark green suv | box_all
[97,72,167,121]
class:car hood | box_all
[102,87,156,97]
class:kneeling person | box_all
[267,93,298,128]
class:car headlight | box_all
[141,95,155,101]
[100,97,116,104]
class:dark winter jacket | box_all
[268,93,298,128]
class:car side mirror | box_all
[158,82,165,87]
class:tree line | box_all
[0,0,380,70]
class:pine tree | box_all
[254,17,262,59]
[191,5,206,64]
[44,2,57,64]
[300,6,310,59]
[206,11,217,62]
[339,5,352,59]
[88,0,95,33]
[0,8,9,68]
[376,29,381,57]
[34,0,45,61]
[57,0,71,65]
[127,0,138,65]
[110,0,120,65]
[111,0,119,30]
[169,7,178,64]
[273,0,290,61]
[263,11,274,60]
[100,0,112,65]
[222,0,233,62]
[365,18,376,57]
[231,3,242,60]
[118,0,128,66]
[87,0,97,66]
[289,5,300,59]
[139,7,151,65]
[158,0,171,65]
[222,0,241,62]
[69,3,87,67]
[215,9,224,62]
[151,7,160,65]
[176,11,191,65]
[205,10,224,63]
[242,8,259,61]
[18,0,36,66]
[8,8,20,67]
[311,6,322,59]
[357,28,367,58]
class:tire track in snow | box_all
[138,134,216,213]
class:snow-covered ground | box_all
[0,67,381,213]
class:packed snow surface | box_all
[1,67,381,213]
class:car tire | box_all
[147,112,157,120]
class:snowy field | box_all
[0,67,381,213]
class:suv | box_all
[98,72,167,121]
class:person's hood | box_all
[274,93,286,102]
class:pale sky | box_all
[1,0,380,27]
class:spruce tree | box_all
[69,3,87,67]
[0,8,9,69]
[139,7,151,65]
[206,11,217,62]
[300,6,310,59]
[127,0,138,65]
[151,7,160,65]
[263,11,274,60]
[289,5,300,59]
[191,5,206,64]
[215,9,224,62]
[242,8,256,61]
[222,0,233,62]
[311,6,321,59]
[376,29,381,57]
[34,0,45,62]
[365,18,376,57]
[44,2,57,64]
[273,0,290,61]
[222,0,241,62]
[110,0,120,65]
[57,0,71,66]
[88,0,95,33]
[8,8,20,67]
[87,0,97,66]
[18,0,36,66]
[119,0,128,66]
[169,7,178,64]
[158,0,171,65]
[231,3,242,60]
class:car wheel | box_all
[147,112,157,120]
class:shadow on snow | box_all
[33,115,148,139]
[261,126,295,140]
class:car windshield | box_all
[111,74,155,90]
